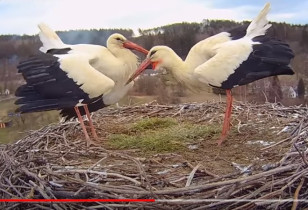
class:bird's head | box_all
[126,46,175,84]
[107,33,148,55]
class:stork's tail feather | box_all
[38,23,66,53]
[246,3,271,39]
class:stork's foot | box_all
[85,138,98,147]
[91,129,99,140]
[85,125,99,140]
[217,124,230,146]
[217,134,227,146]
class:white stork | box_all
[15,23,148,146]
[126,3,294,145]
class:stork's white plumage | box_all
[15,23,148,146]
[127,3,294,145]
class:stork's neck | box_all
[164,52,195,89]
[107,44,139,81]
[111,45,138,65]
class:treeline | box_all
[0,28,134,59]
[0,20,307,103]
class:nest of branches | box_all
[0,101,307,209]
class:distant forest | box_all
[0,19,308,104]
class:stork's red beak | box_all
[126,58,152,85]
[123,41,148,55]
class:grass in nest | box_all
[130,117,177,132]
[108,118,220,153]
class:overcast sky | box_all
[0,0,307,35]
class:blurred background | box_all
[1,1,307,143]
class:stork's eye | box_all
[116,37,122,41]
[150,50,157,57]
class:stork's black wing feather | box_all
[228,24,249,40]
[219,36,294,89]
[15,50,95,113]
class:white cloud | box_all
[39,0,250,32]
[270,13,297,21]
[0,0,306,35]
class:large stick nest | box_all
[0,101,307,209]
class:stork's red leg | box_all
[83,104,98,140]
[74,106,94,146]
[226,89,233,132]
[218,89,233,146]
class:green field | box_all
[0,97,59,144]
